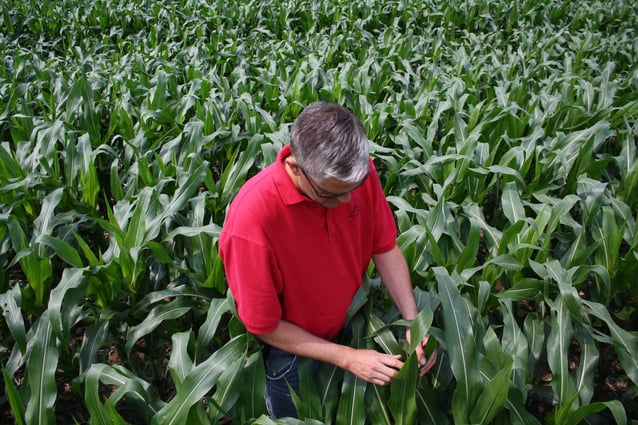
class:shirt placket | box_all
[325,207,334,240]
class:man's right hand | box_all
[342,347,404,386]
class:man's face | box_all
[299,167,368,208]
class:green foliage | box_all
[0,0,637,423]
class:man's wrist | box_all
[335,345,354,370]
[402,307,419,322]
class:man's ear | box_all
[285,155,302,176]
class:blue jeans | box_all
[265,347,299,418]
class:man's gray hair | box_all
[290,102,370,184]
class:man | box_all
[219,102,437,418]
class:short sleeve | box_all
[219,223,283,335]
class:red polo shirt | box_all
[219,145,397,340]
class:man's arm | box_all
[372,244,438,376]
[372,244,419,320]
[258,320,404,386]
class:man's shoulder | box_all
[224,165,286,229]
[235,162,278,198]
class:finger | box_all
[421,334,430,347]
[374,376,392,386]
[419,360,433,377]
[419,363,429,376]
[384,354,404,369]
[415,341,426,366]
[380,369,398,383]
[419,349,439,376]
[369,365,397,385]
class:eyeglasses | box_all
[299,166,369,199]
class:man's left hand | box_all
[407,330,438,377]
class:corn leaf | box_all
[336,315,366,425]
[500,300,529,380]
[506,386,542,425]
[37,234,83,268]
[85,365,129,425]
[211,351,245,416]
[0,285,27,354]
[388,354,419,425]
[502,181,526,226]
[470,357,512,424]
[292,357,322,419]
[551,394,626,425]
[408,306,434,354]
[546,297,578,406]
[125,297,194,355]
[33,187,63,239]
[168,332,194,391]
[7,218,52,307]
[456,217,480,273]
[47,267,85,347]
[85,363,163,421]
[463,203,503,247]
[367,313,402,355]
[317,361,343,421]
[416,384,449,425]
[24,312,58,425]
[79,321,109,374]
[496,278,544,301]
[195,297,230,357]
[335,371,366,425]
[365,384,392,425]
[220,135,261,204]
[435,268,480,424]
[583,300,638,385]
[151,334,248,425]
[240,351,267,420]
[573,326,599,405]
[2,362,26,425]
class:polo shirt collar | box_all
[274,145,309,206]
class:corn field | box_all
[1,0,637,423]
